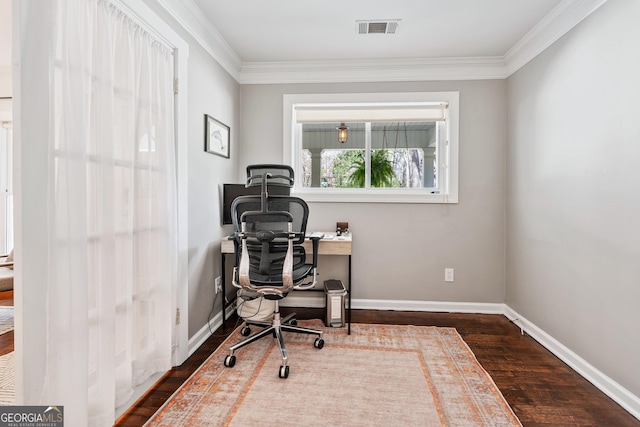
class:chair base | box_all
[224,303,324,379]
[241,310,296,332]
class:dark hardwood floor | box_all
[0,297,13,356]
[116,308,640,427]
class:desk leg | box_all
[348,254,351,335]
[221,253,227,328]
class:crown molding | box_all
[155,0,241,80]
[157,0,608,85]
[504,0,609,76]
[239,57,507,85]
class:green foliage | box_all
[331,150,364,187]
[347,150,395,188]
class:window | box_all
[284,92,459,203]
[300,122,433,189]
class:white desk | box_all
[220,232,352,333]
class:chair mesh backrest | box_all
[231,196,308,244]
[232,195,309,280]
[246,164,294,188]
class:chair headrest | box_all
[246,164,294,188]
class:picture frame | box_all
[205,114,230,158]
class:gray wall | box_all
[506,0,640,397]
[145,3,241,338]
[240,81,507,303]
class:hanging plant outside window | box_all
[347,150,395,188]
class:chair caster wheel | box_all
[314,337,324,349]
[279,365,289,379]
[241,326,251,336]
[224,355,236,368]
[288,319,298,326]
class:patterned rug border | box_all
[140,321,249,424]
[146,320,521,426]
[0,351,15,406]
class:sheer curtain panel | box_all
[50,1,177,424]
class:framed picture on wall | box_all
[205,114,230,158]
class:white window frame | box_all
[283,92,459,203]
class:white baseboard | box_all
[279,291,325,308]
[351,298,506,314]
[504,306,640,421]
[282,295,507,314]
[188,304,236,357]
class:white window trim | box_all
[283,92,459,203]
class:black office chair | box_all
[223,164,324,379]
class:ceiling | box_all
[179,0,605,83]
[0,0,607,85]
[193,0,563,63]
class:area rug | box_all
[0,352,14,405]
[146,321,521,426]
[0,307,13,336]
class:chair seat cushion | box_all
[248,263,314,287]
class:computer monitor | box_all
[222,183,290,225]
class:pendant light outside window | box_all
[337,123,349,144]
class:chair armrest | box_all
[309,234,323,268]
[292,235,321,291]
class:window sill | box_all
[292,188,458,204]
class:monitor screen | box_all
[222,183,290,225]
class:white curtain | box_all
[0,123,12,253]
[49,0,177,424]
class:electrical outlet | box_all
[445,268,454,282]
[215,276,222,294]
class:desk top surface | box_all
[308,231,352,242]
[221,231,351,255]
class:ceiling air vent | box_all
[357,20,400,35]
